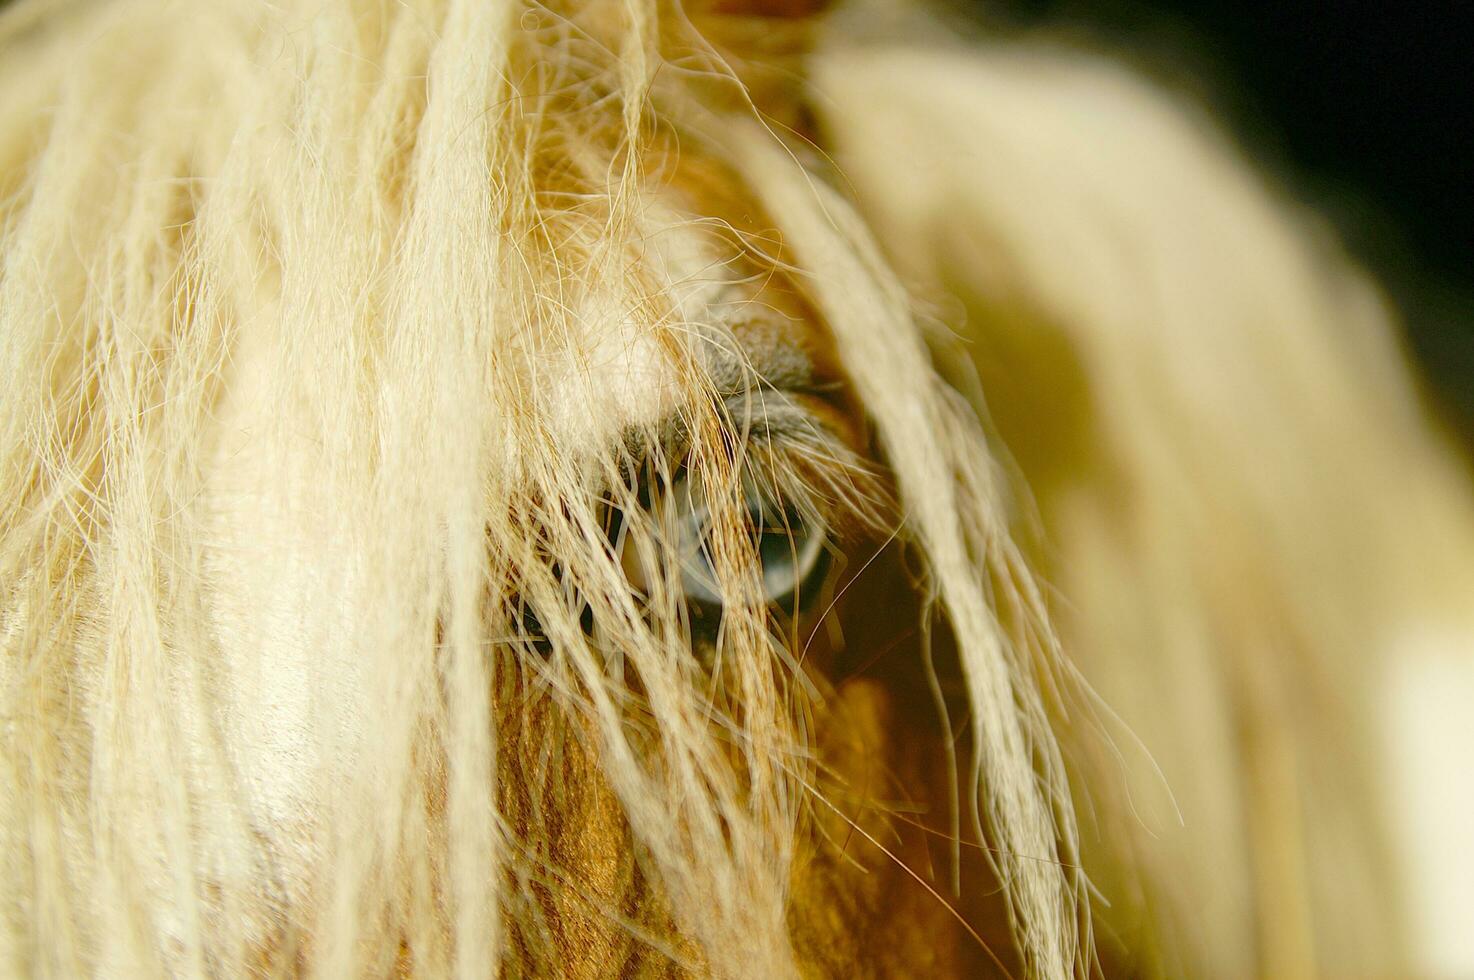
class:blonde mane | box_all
[2,1,1470,977]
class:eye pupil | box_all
[750,502,829,614]
[757,527,794,572]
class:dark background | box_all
[953,0,1474,434]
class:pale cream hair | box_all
[813,26,1474,979]
[1,0,1470,978]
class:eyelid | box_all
[718,378,863,446]
[718,389,819,443]
[714,390,886,548]
[611,380,885,550]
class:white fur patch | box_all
[1385,627,1474,978]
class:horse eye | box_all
[618,474,831,616]
[750,499,830,615]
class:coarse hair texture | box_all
[2,0,1472,978]
[0,0,1082,975]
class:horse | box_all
[3,0,1471,976]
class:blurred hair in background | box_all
[951,0,1474,435]
[820,2,1474,974]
